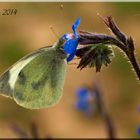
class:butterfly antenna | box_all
[49,4,64,39]
[49,26,59,39]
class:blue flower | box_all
[62,17,80,62]
[76,88,90,112]
[137,125,140,136]
[75,87,97,117]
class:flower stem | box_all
[93,82,116,139]
[78,16,140,80]
[127,52,140,80]
[103,16,140,80]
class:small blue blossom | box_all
[75,87,96,116]
[62,17,80,62]
[76,88,89,112]
[137,125,140,136]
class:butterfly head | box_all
[61,17,81,62]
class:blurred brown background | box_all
[0,2,139,138]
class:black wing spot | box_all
[31,81,41,90]
[18,71,26,85]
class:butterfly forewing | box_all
[13,47,67,109]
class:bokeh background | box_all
[0,2,139,138]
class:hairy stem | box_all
[104,16,140,80]
[78,16,140,80]
[127,52,140,80]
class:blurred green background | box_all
[0,2,140,138]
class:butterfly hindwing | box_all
[13,47,67,109]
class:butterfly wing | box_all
[0,46,67,109]
[0,47,47,98]
[0,44,67,109]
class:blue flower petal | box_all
[63,39,77,54]
[72,17,81,35]
[61,17,80,62]
[63,37,79,63]
[67,52,75,62]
